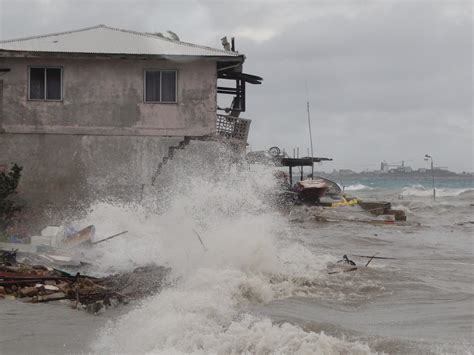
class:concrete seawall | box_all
[0,133,184,206]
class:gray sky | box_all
[1,0,472,172]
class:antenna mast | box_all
[305,83,314,179]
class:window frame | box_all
[143,69,178,104]
[27,66,63,102]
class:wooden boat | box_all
[294,178,329,202]
[314,176,342,197]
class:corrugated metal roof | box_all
[0,25,241,58]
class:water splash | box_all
[74,141,375,353]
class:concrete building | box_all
[0,25,261,206]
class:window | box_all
[145,70,176,103]
[28,67,62,100]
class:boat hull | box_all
[294,179,329,203]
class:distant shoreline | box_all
[315,171,473,180]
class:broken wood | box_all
[328,267,357,275]
[365,253,378,267]
[28,292,68,303]
[358,201,391,216]
[91,231,128,245]
[0,279,65,286]
[0,271,74,281]
[62,225,95,248]
[192,229,208,252]
[321,217,403,225]
[351,255,398,260]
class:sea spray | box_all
[77,141,375,353]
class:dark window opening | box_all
[29,68,45,100]
[46,68,61,100]
[145,70,176,103]
[29,67,62,100]
[161,71,176,102]
[145,71,161,102]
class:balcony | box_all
[216,114,251,144]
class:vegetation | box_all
[0,163,22,231]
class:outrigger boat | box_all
[270,151,341,204]
[294,178,329,202]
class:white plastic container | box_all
[30,235,52,247]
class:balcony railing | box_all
[216,114,251,143]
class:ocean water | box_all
[340,176,473,192]
[0,145,472,354]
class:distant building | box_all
[338,169,357,176]
[383,160,413,173]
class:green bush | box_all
[0,163,22,231]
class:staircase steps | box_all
[151,137,191,186]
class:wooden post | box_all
[289,166,293,186]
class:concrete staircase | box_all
[151,136,191,186]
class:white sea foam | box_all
[400,185,473,197]
[94,272,373,354]
[82,142,374,354]
[345,184,372,191]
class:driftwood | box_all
[328,255,358,274]
[0,272,75,280]
[91,231,128,245]
[365,253,378,267]
[28,292,68,303]
[328,267,357,275]
[192,229,208,252]
[351,255,398,260]
[320,217,400,225]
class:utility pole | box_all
[424,154,435,200]
[305,83,314,179]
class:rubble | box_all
[358,200,407,221]
[0,233,170,313]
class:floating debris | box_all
[337,254,356,266]
[91,230,128,245]
[327,255,358,274]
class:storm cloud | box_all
[0,0,472,171]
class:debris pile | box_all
[0,248,170,313]
[358,201,407,221]
[289,200,408,225]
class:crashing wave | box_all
[74,142,376,354]
[344,184,373,191]
[401,185,473,197]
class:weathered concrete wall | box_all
[0,80,3,130]
[0,133,184,206]
[0,57,217,136]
